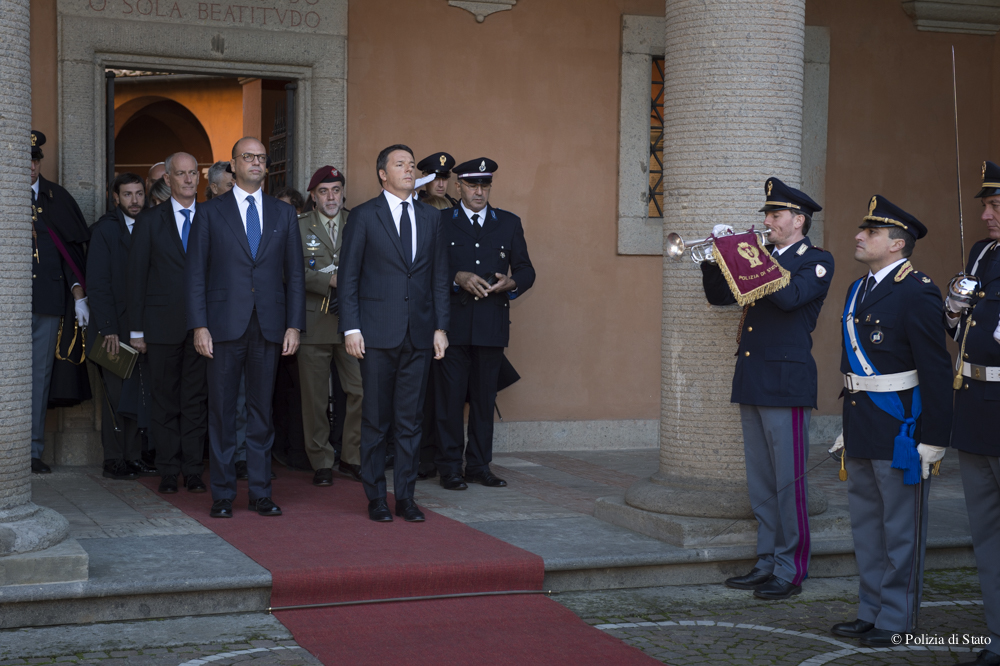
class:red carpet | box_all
[144,470,659,665]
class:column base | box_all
[0,502,70,556]
[0,538,89,586]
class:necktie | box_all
[472,213,481,238]
[861,275,876,303]
[246,196,261,260]
[30,188,35,205]
[181,209,191,251]
[400,201,413,265]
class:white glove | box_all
[828,432,844,454]
[916,444,946,480]
[74,297,90,327]
[945,295,966,315]
[993,319,1000,345]
[712,224,734,237]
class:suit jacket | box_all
[337,191,449,349]
[127,200,192,345]
[950,238,1000,456]
[299,208,347,345]
[87,207,133,341]
[186,188,306,344]
[442,204,535,347]
[840,262,954,458]
[32,175,89,316]
[702,237,834,408]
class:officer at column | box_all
[435,157,535,489]
[700,178,832,600]
[30,130,91,473]
[417,152,459,207]
[297,166,364,485]
[829,195,952,647]
[944,162,1000,666]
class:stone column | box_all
[597,0,828,546]
[0,0,86,585]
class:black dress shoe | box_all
[336,461,362,482]
[440,473,468,490]
[860,628,900,648]
[395,498,426,522]
[126,459,158,477]
[235,460,249,481]
[249,497,282,516]
[465,469,507,487]
[31,458,52,474]
[958,649,1000,666]
[209,499,233,519]
[158,475,178,494]
[417,462,438,480]
[103,459,138,480]
[724,568,774,590]
[830,619,875,638]
[313,468,334,487]
[185,474,207,493]
[368,498,393,522]
[753,576,801,600]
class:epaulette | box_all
[297,212,310,219]
[893,260,914,282]
[909,270,933,285]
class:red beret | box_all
[307,165,345,192]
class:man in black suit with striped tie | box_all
[338,144,450,523]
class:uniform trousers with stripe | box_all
[846,457,931,632]
[739,404,811,586]
[959,450,1000,655]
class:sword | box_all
[952,46,968,263]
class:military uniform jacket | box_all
[86,208,133,341]
[702,237,833,408]
[950,238,1000,457]
[443,204,535,347]
[299,208,347,345]
[32,176,89,316]
[840,263,953,459]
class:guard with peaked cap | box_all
[434,157,535,490]
[829,195,952,647]
[296,166,365,486]
[416,152,458,206]
[29,129,92,475]
[700,176,833,600]
[944,163,1000,666]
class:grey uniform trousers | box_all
[31,314,60,459]
[739,404,812,586]
[959,450,1000,656]
[846,457,931,632]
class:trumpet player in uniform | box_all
[297,166,364,486]
[945,162,1000,666]
[829,196,952,647]
[700,178,833,600]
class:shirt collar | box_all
[461,202,487,224]
[233,183,262,206]
[31,179,40,198]
[170,197,196,215]
[868,257,908,285]
[124,214,135,228]
[382,188,414,211]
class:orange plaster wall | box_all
[347,0,664,423]
[806,0,996,414]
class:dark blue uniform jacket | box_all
[702,237,834,409]
[443,204,535,347]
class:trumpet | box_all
[666,227,772,263]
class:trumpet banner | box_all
[711,231,790,306]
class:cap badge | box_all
[479,160,486,172]
[440,155,447,166]
[869,196,877,216]
[31,132,37,147]
[766,180,773,195]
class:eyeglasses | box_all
[238,153,268,163]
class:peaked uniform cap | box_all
[758,177,821,216]
[453,157,498,184]
[860,194,927,240]
[976,160,1000,198]
[417,152,456,175]
[31,129,46,159]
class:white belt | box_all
[844,370,919,393]
[962,364,1000,382]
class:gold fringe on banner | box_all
[711,239,791,307]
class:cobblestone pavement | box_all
[0,639,321,666]
[559,568,993,665]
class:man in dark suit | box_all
[128,152,208,495]
[187,137,306,519]
[829,196,952,647]
[701,178,833,600]
[87,172,157,480]
[436,158,535,491]
[338,144,450,523]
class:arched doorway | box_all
[114,98,213,190]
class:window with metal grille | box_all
[648,56,664,218]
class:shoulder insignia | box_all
[453,210,460,218]
[796,244,807,256]
[491,209,497,219]
[812,245,825,252]
[893,260,913,282]
[297,212,309,219]
[922,276,931,283]
[815,264,827,278]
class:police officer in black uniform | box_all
[30,130,91,474]
[830,195,952,647]
[435,158,535,489]
[945,162,1000,666]
[416,151,459,207]
[701,178,833,600]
